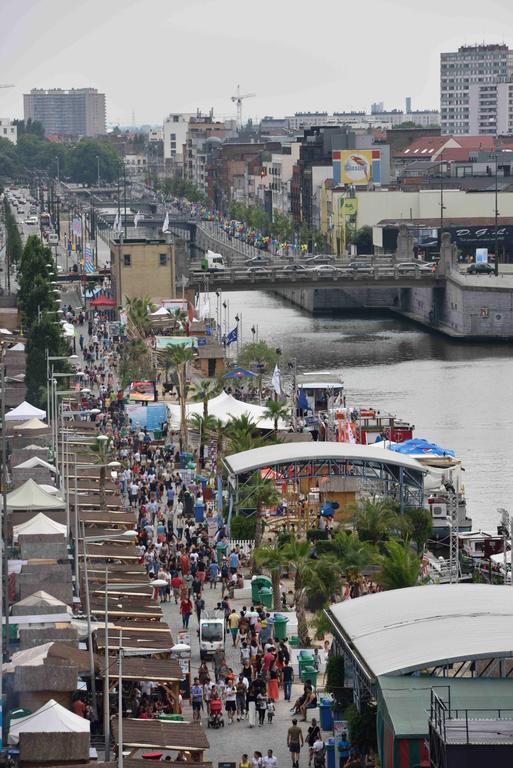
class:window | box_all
[159,253,167,266]
[170,133,176,140]
[123,253,131,266]
[173,115,179,122]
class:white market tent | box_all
[13,512,67,541]
[14,591,70,611]
[13,456,57,473]
[15,418,49,431]
[8,699,90,744]
[327,584,513,681]
[39,485,63,497]
[10,342,25,351]
[166,391,287,431]
[5,401,46,422]
[150,306,171,317]
[6,479,66,510]
[3,642,54,673]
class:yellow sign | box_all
[340,198,358,215]
[339,150,373,185]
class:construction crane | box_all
[231,85,255,129]
[0,84,14,89]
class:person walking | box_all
[283,659,294,701]
[228,608,240,647]
[247,680,257,728]
[180,596,192,628]
[191,677,203,722]
[307,719,322,767]
[287,719,304,768]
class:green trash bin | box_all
[251,575,272,603]
[298,654,314,676]
[216,541,228,564]
[273,614,289,641]
[301,666,318,687]
[259,586,273,610]
[153,428,162,440]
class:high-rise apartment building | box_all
[440,44,513,135]
[23,88,106,137]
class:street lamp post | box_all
[96,155,101,188]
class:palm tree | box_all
[157,345,197,450]
[377,539,421,590]
[254,541,287,609]
[88,435,114,511]
[187,413,217,465]
[349,497,408,546]
[159,347,177,385]
[320,530,378,598]
[125,295,154,336]
[225,413,260,453]
[263,398,290,432]
[167,308,188,334]
[191,379,221,420]
[280,535,337,647]
[243,473,282,547]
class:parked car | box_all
[246,265,272,274]
[466,262,495,274]
[281,264,307,272]
[348,260,373,273]
[306,264,344,272]
[24,215,38,225]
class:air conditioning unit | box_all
[432,504,447,518]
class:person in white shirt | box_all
[263,750,277,768]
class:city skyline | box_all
[1,0,513,126]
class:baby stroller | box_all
[207,696,224,728]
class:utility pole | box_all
[123,162,127,239]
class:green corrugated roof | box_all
[377,675,513,739]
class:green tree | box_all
[254,541,287,609]
[13,118,45,138]
[0,137,20,177]
[125,295,154,335]
[347,225,373,255]
[118,338,154,388]
[187,412,217,465]
[237,340,279,371]
[191,379,221,420]
[263,398,290,432]
[279,535,337,646]
[349,497,408,546]
[404,507,433,553]
[159,345,197,450]
[66,139,120,185]
[25,316,69,407]
[271,212,293,242]
[377,539,421,590]
[345,703,377,755]
[242,473,281,547]
[318,530,378,597]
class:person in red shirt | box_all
[171,574,183,604]
[180,597,192,628]
[180,552,190,576]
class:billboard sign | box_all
[340,197,358,215]
[333,150,381,185]
[475,248,488,263]
[128,380,156,402]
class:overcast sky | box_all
[1,0,513,127]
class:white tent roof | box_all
[3,642,54,672]
[5,401,46,422]
[13,512,67,540]
[15,417,48,431]
[225,441,428,476]
[166,391,287,431]
[23,444,47,451]
[15,590,69,610]
[150,306,171,317]
[10,342,25,351]
[6,479,66,510]
[39,485,63,497]
[13,456,57,473]
[327,584,513,679]
[8,699,90,744]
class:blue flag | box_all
[226,326,238,345]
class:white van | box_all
[48,233,59,246]
[199,614,225,660]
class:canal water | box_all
[219,290,513,531]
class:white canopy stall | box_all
[13,512,67,541]
[166,391,288,430]
[6,479,66,510]
[5,401,46,422]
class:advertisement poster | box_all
[333,150,381,185]
[128,380,156,402]
[475,247,488,263]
